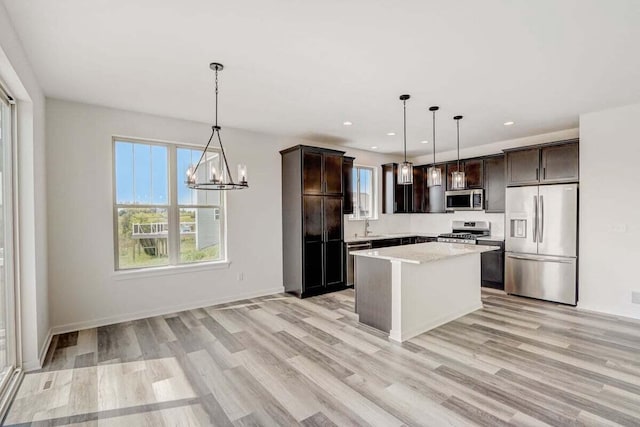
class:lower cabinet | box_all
[479,240,505,289]
[371,238,402,249]
[415,236,437,243]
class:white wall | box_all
[579,103,640,319]
[0,3,49,370]
[46,99,283,332]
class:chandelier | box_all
[186,62,248,190]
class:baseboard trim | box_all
[50,286,285,336]
[577,303,640,321]
[390,302,483,343]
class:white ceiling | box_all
[3,0,640,156]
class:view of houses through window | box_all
[350,165,376,220]
[114,139,225,270]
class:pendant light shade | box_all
[451,115,466,190]
[427,106,442,187]
[397,94,413,185]
[186,62,248,190]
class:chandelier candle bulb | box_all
[237,164,248,184]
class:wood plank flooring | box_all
[4,289,640,426]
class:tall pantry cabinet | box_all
[281,145,347,298]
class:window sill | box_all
[347,217,379,222]
[113,260,231,281]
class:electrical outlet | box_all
[611,224,628,233]
[238,272,244,281]
[632,291,640,304]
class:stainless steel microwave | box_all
[445,189,484,211]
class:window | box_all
[349,165,377,220]
[113,139,225,270]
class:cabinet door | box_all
[343,157,354,214]
[484,156,506,213]
[465,159,484,189]
[324,153,343,194]
[303,151,323,194]
[324,196,343,241]
[303,196,323,243]
[446,162,462,190]
[541,143,579,183]
[426,164,446,212]
[324,241,344,287]
[506,148,540,186]
[381,164,394,214]
[412,166,426,213]
[303,195,323,292]
[304,242,324,291]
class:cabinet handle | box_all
[543,167,546,180]
[535,168,539,181]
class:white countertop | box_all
[351,242,500,264]
[345,232,439,243]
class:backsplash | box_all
[344,211,505,239]
[411,211,505,237]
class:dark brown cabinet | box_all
[413,166,427,213]
[343,156,354,215]
[281,145,346,298]
[302,149,343,195]
[425,163,446,213]
[505,140,579,186]
[540,143,579,183]
[480,240,504,289]
[484,155,506,213]
[446,159,483,190]
[382,163,413,213]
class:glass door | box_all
[0,88,17,401]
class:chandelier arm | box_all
[216,129,235,184]
[192,126,216,175]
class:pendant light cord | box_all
[456,118,460,170]
[403,99,407,162]
[432,110,436,165]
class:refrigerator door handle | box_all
[507,254,574,264]
[532,195,538,243]
[539,195,544,243]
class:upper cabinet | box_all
[505,140,579,186]
[381,164,429,213]
[484,155,506,213]
[540,143,579,183]
[446,159,484,190]
[302,147,344,195]
[382,163,414,213]
[343,156,355,215]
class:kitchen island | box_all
[351,242,499,342]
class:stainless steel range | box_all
[437,220,491,244]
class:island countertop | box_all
[351,241,499,265]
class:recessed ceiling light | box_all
[343,121,353,126]
[504,121,515,126]
[421,140,429,144]
[371,146,378,150]
[387,132,396,136]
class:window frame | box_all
[112,136,227,271]
[349,164,378,221]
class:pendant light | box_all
[451,115,466,190]
[186,62,248,190]
[397,94,413,185]
[427,106,442,187]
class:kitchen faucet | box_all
[364,218,371,237]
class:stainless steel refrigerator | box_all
[505,183,578,305]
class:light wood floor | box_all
[4,289,640,426]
